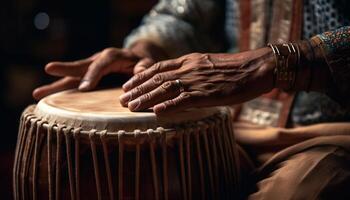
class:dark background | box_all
[0,0,156,198]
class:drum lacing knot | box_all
[146,129,157,144]
[56,125,66,139]
[156,127,166,136]
[31,118,41,128]
[134,129,141,144]
[22,112,33,120]
[35,120,45,133]
[23,113,36,124]
[89,129,98,140]
[99,130,108,141]
[157,127,167,145]
[73,128,82,139]
[117,130,126,142]
[63,126,73,136]
[47,123,55,136]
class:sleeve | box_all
[312,26,350,107]
[123,0,226,58]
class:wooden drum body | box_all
[14,89,239,200]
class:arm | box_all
[289,26,350,107]
[124,0,225,58]
[118,28,350,115]
[309,26,350,106]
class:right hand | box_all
[33,42,166,100]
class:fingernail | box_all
[122,80,132,91]
[128,99,141,111]
[79,80,90,91]
[153,104,166,114]
[119,92,131,104]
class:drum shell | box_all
[14,105,239,200]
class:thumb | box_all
[133,57,155,74]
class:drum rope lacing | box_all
[14,105,239,200]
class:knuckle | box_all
[187,52,201,58]
[200,53,210,59]
[134,72,145,82]
[151,62,162,73]
[180,92,191,99]
[141,93,152,101]
[161,81,176,91]
[165,99,176,107]
[153,74,164,84]
[135,85,144,95]
[102,48,118,57]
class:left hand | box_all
[119,48,276,115]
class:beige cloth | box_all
[249,140,350,200]
[234,122,350,163]
[233,122,350,199]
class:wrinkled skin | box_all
[33,41,166,100]
[119,47,276,115]
[34,40,330,115]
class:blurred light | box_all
[176,6,185,14]
[34,12,50,30]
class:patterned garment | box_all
[292,0,350,125]
[124,0,350,125]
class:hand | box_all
[119,48,276,115]
[33,40,167,100]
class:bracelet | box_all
[268,43,301,91]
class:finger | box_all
[123,58,181,91]
[119,71,175,106]
[133,57,155,74]
[32,77,81,100]
[153,91,204,115]
[45,55,97,77]
[78,55,112,91]
[127,80,181,111]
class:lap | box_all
[247,145,350,200]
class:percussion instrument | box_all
[14,88,239,200]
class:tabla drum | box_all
[13,88,239,200]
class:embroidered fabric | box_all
[124,0,226,58]
[293,0,350,125]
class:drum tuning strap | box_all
[89,130,102,200]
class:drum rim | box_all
[35,89,228,127]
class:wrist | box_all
[268,43,301,91]
[296,39,331,92]
[292,40,313,91]
[268,40,331,92]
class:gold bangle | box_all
[267,42,300,91]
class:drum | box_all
[14,88,239,200]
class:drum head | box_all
[35,88,225,131]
